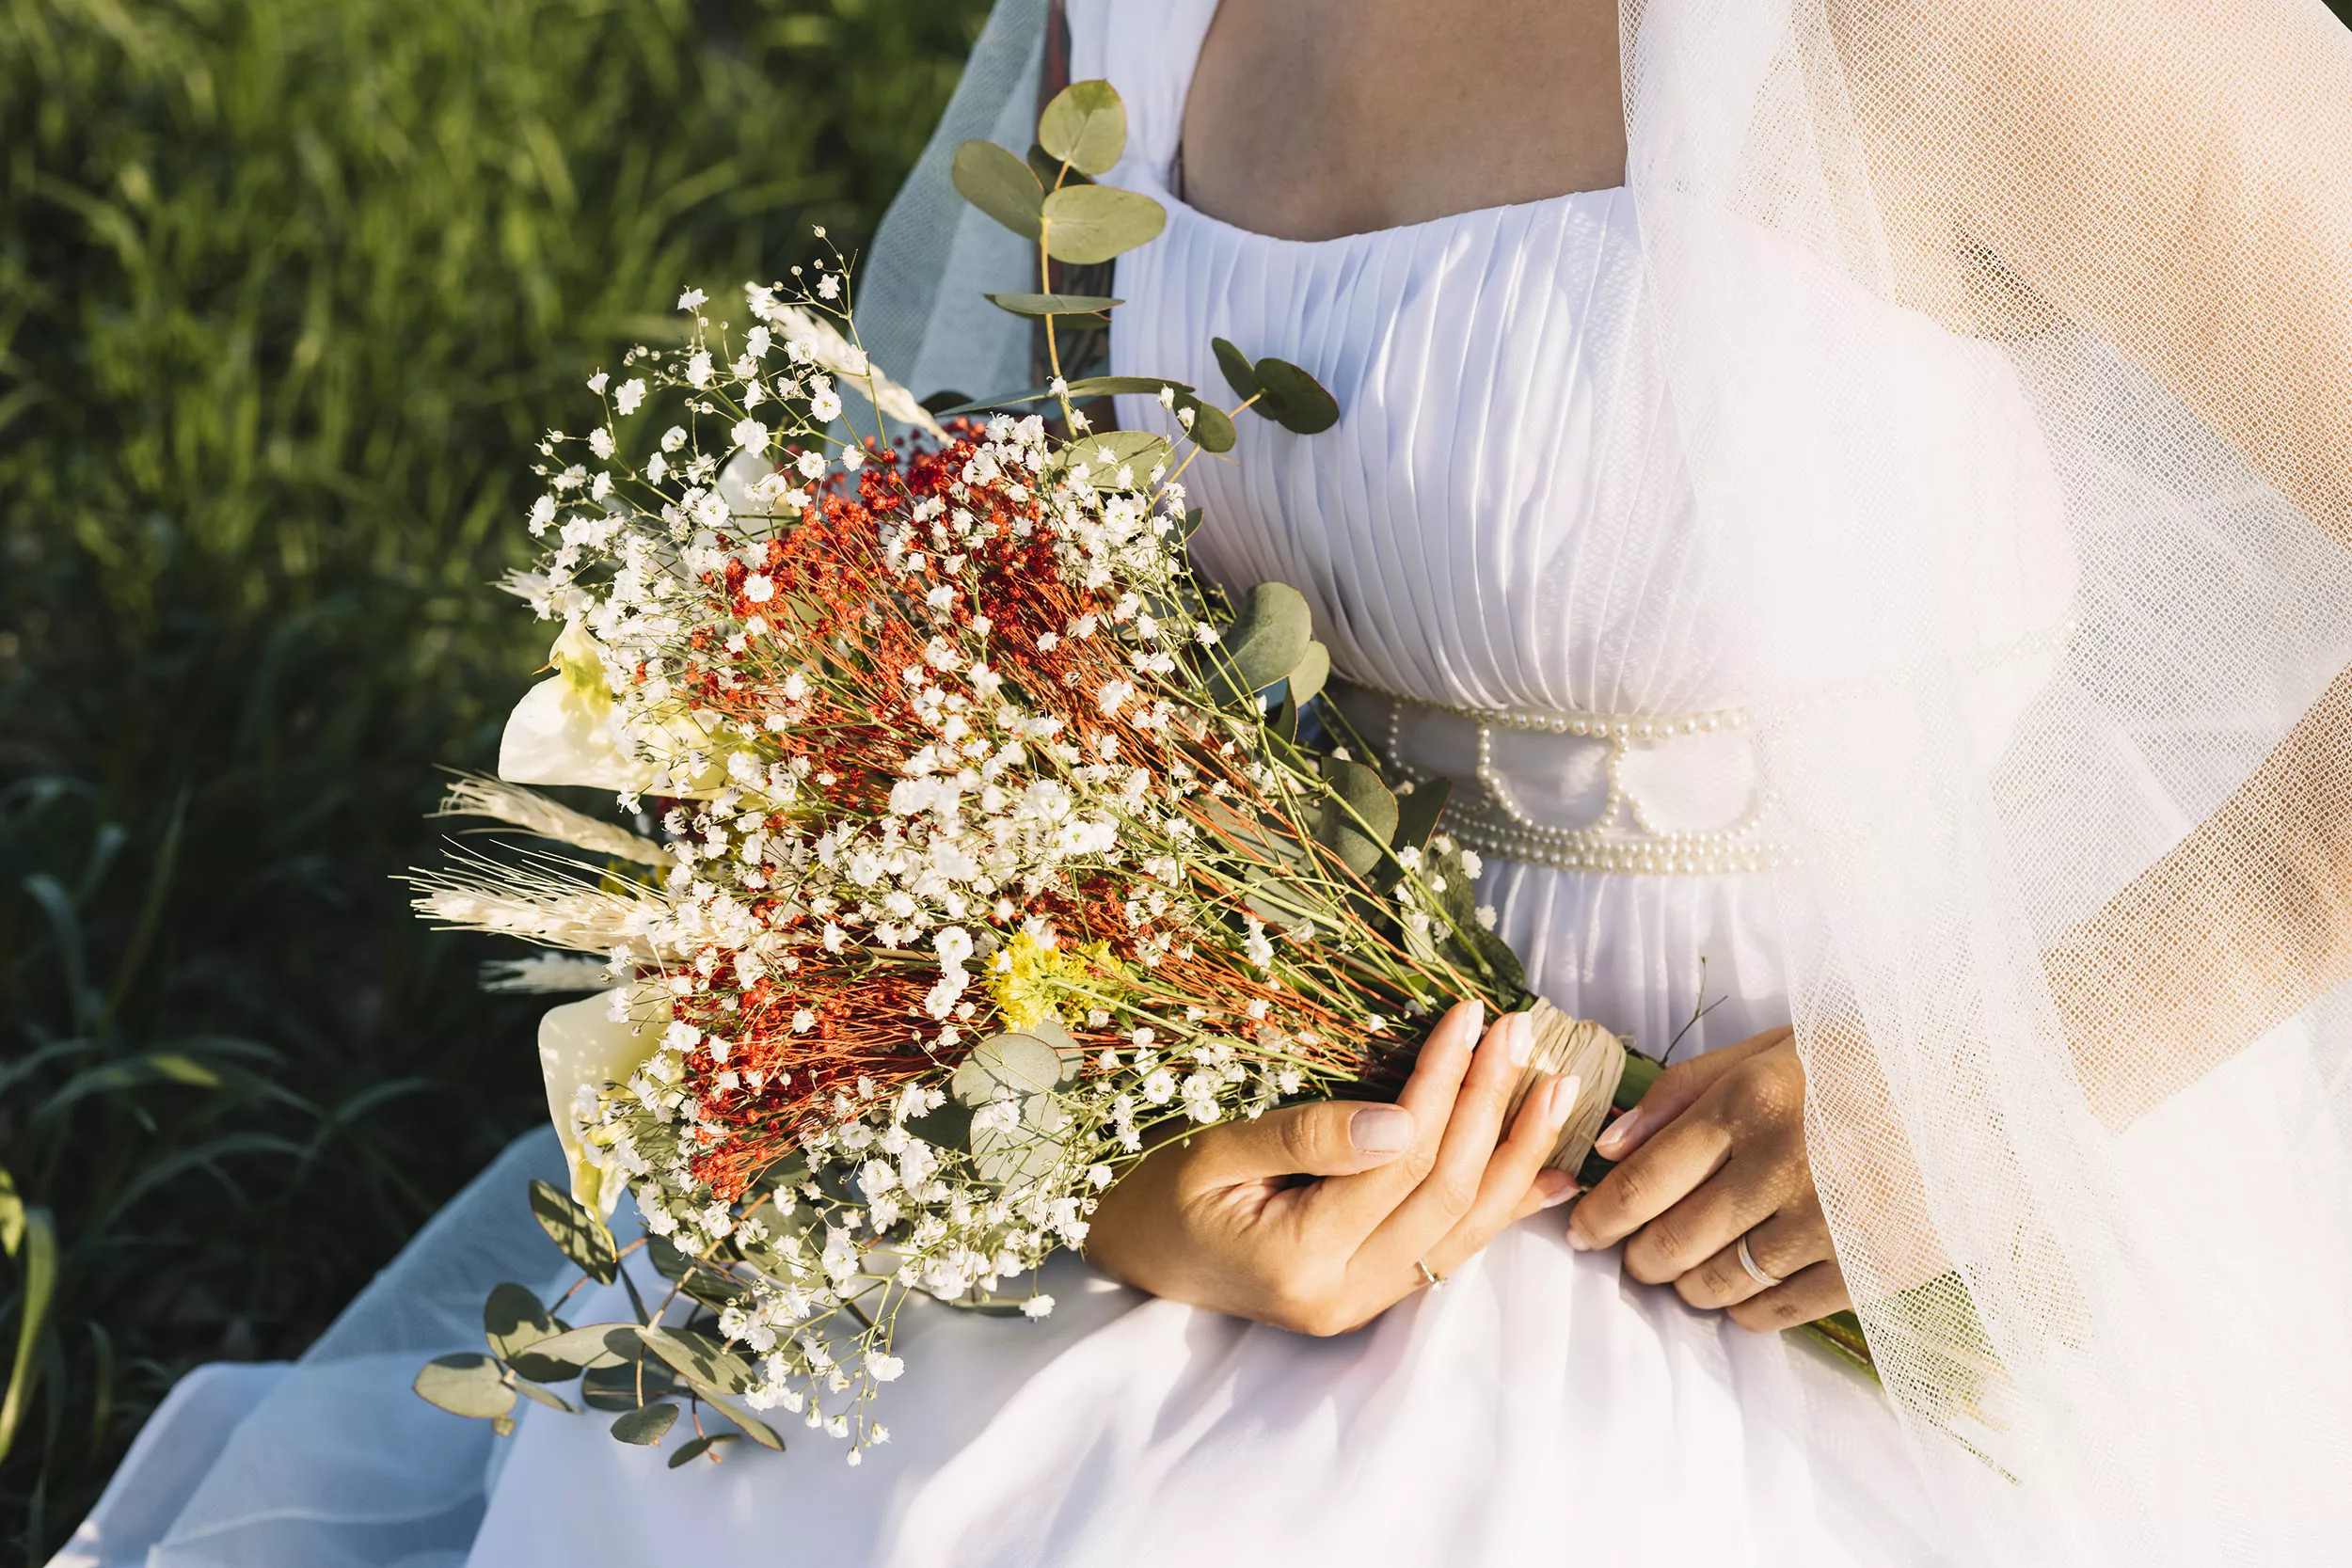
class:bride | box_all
[60,0,2352,1564]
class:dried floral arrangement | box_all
[408,79,1671,1465]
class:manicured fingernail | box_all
[1459,998,1486,1049]
[1507,1010,1534,1066]
[1536,1168,1581,1209]
[1350,1106,1414,1153]
[1597,1107,1643,1157]
[1566,1223,1594,1250]
[1545,1073,1581,1129]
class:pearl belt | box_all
[1334,681,1788,877]
[1333,615,2077,879]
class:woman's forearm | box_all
[2046,663,2352,1129]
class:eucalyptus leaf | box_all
[1241,869,1320,926]
[1314,757,1402,878]
[1285,640,1331,707]
[931,374,1186,420]
[484,1281,558,1361]
[1026,143,1094,189]
[646,1236,749,1311]
[902,1096,976,1151]
[1038,79,1127,175]
[1180,507,1204,540]
[667,1432,740,1467]
[512,1379,576,1414]
[1219,581,1314,697]
[1067,374,1190,398]
[1461,918,1527,994]
[1267,689,1301,745]
[704,1393,786,1450]
[982,292,1123,319]
[414,1354,516,1421]
[1211,337,1259,402]
[581,1356,684,1412]
[950,140,1044,240]
[972,1102,1072,1190]
[1025,1014,1086,1085]
[1041,184,1167,265]
[1173,391,1236,453]
[638,1325,755,1397]
[529,1178,618,1285]
[1390,777,1452,857]
[950,1032,1065,1108]
[1250,357,1341,435]
[1050,428,1172,490]
[611,1402,679,1444]
[513,1322,632,1377]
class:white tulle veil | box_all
[866,0,2352,1560]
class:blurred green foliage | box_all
[0,0,982,1556]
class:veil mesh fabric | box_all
[1618,0,2352,1558]
[878,0,2352,1559]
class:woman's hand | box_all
[1565,1027,1851,1331]
[1085,1001,1583,1336]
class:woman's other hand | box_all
[1085,1001,1583,1336]
[1565,1027,1851,1331]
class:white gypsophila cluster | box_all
[440,274,1477,1463]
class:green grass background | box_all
[0,0,983,1557]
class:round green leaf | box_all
[950,1032,1065,1108]
[1065,374,1191,399]
[1174,392,1237,453]
[972,1098,1072,1191]
[1211,338,1259,402]
[1052,429,1173,490]
[902,1096,976,1151]
[529,1178,618,1285]
[668,1432,740,1468]
[1038,79,1128,175]
[1284,640,1332,707]
[1026,144,1094,190]
[521,1322,635,1373]
[484,1282,557,1361]
[1314,756,1402,877]
[1390,776,1453,858]
[611,1402,678,1444]
[512,1380,576,1414]
[1222,581,1314,695]
[638,1325,755,1396]
[414,1354,516,1420]
[1025,1014,1085,1085]
[581,1356,684,1412]
[951,140,1044,240]
[1041,184,1167,265]
[1251,357,1341,435]
[983,293,1124,319]
[706,1393,786,1450]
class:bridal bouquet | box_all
[408,81,1658,1465]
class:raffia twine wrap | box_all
[1507,1000,1636,1174]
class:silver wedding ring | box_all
[1736,1232,1784,1290]
[1415,1259,1447,1291]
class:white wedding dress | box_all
[56,4,2090,1564]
